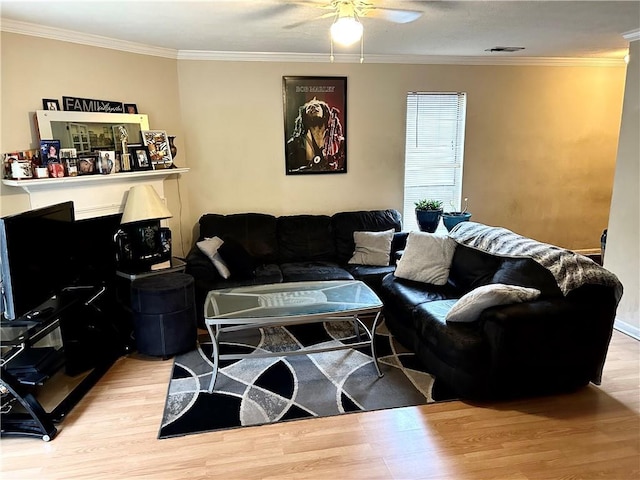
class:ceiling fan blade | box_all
[284,11,336,30]
[241,4,299,21]
[365,8,422,24]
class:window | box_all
[403,92,467,232]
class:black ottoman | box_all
[130,273,197,358]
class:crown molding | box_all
[177,50,625,67]
[623,29,640,42]
[1,17,626,67]
[0,18,178,59]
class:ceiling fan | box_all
[275,0,424,62]
[284,1,424,32]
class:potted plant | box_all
[414,199,443,233]
[442,197,472,232]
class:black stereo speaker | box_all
[114,221,171,273]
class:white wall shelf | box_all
[2,168,189,219]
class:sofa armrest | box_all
[185,246,223,283]
[479,292,616,388]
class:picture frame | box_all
[77,154,97,175]
[97,150,116,174]
[60,148,77,159]
[128,144,152,171]
[124,103,138,114]
[42,98,60,111]
[4,153,33,180]
[40,139,61,166]
[140,130,173,169]
[282,76,347,175]
[112,125,130,153]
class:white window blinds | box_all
[403,92,467,232]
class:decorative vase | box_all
[442,212,472,232]
[415,208,443,233]
[168,135,177,160]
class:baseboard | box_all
[614,320,640,341]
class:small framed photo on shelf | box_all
[42,98,60,111]
[124,103,138,114]
[112,125,130,153]
[4,153,33,180]
[47,162,65,178]
[65,157,78,177]
[60,148,77,159]
[40,140,61,166]
[77,154,97,175]
[128,144,152,171]
[140,130,173,170]
[97,150,116,174]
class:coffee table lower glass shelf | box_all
[204,280,384,393]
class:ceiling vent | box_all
[485,47,525,52]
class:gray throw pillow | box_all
[196,236,231,279]
[394,232,456,285]
[348,229,395,266]
[446,283,541,323]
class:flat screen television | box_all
[1,202,128,321]
[1,202,76,321]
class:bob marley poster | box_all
[283,76,347,175]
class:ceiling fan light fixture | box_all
[330,16,363,46]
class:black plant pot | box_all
[416,208,443,233]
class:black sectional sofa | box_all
[186,212,622,401]
[185,209,406,326]
[379,221,623,400]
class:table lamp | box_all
[115,185,173,273]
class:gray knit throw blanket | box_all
[448,222,623,304]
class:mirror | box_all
[35,110,150,155]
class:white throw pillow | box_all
[348,229,395,266]
[446,283,541,323]
[196,236,231,279]
[394,232,456,285]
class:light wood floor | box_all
[1,330,638,480]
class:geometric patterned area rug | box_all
[159,319,454,439]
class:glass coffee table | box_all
[204,280,384,393]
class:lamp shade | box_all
[120,185,172,224]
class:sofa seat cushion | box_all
[196,263,283,292]
[277,214,336,263]
[346,264,396,293]
[280,261,354,283]
[412,300,489,373]
[379,275,460,329]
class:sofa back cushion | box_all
[492,257,563,297]
[449,244,501,292]
[332,209,402,264]
[277,215,336,263]
[198,213,278,264]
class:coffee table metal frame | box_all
[203,280,384,393]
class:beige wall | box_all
[178,60,626,250]
[1,32,627,256]
[605,39,639,337]
[0,33,191,254]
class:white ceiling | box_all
[1,1,639,62]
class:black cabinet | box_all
[1,286,124,440]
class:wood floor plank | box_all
[1,330,638,480]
